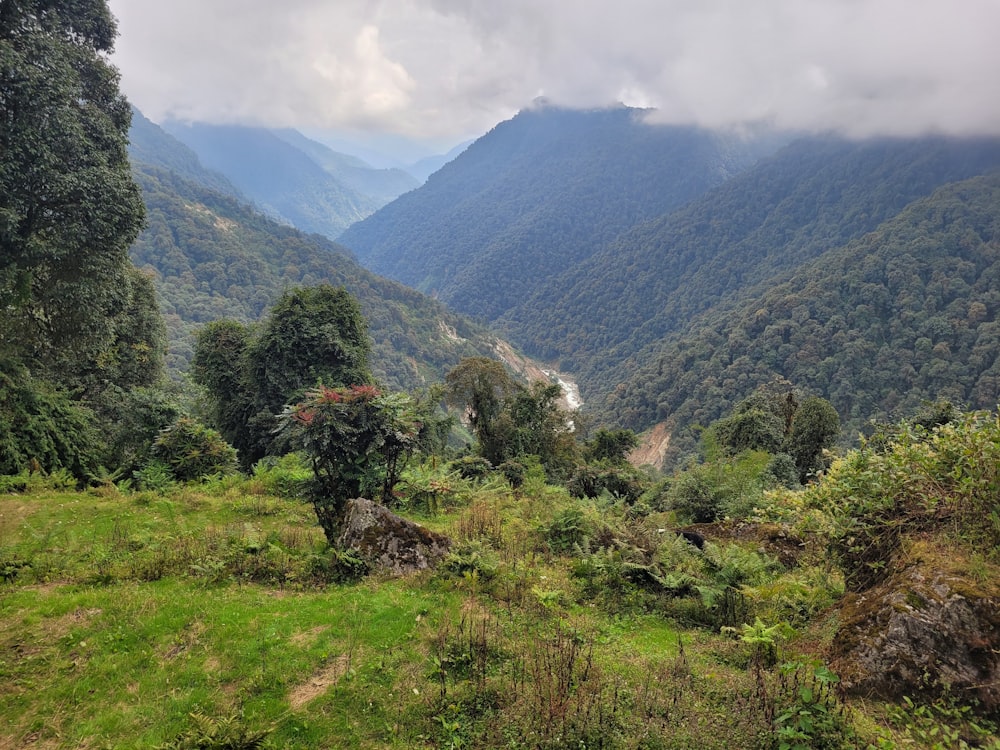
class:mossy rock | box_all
[336,497,451,576]
[829,540,1000,716]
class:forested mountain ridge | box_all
[126,147,499,391]
[599,171,1000,459]
[159,121,414,239]
[127,109,244,201]
[501,136,1000,375]
[337,103,782,321]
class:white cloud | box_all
[108,0,1000,141]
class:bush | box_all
[669,471,722,523]
[152,417,239,482]
[450,456,494,482]
[251,453,313,499]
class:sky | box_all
[107,0,1000,156]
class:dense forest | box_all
[594,172,1000,458]
[338,104,781,321]
[128,157,497,390]
[4,2,1000,748]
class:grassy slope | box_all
[1,472,993,748]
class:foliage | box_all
[280,384,426,542]
[151,417,238,483]
[0,0,146,383]
[0,0,171,479]
[805,408,1000,591]
[249,453,313,499]
[592,167,1000,464]
[583,428,640,464]
[127,158,497,389]
[155,711,273,750]
[445,358,577,476]
[193,285,373,468]
[339,105,775,322]
[0,360,101,480]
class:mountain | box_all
[126,117,499,391]
[501,136,1000,375]
[406,140,473,182]
[337,103,782,322]
[158,122,415,238]
[127,108,243,200]
[270,128,419,202]
[601,170,1000,461]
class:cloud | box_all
[108,0,1000,141]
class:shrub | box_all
[152,417,239,482]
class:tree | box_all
[785,396,840,482]
[0,0,169,478]
[0,0,146,381]
[280,384,425,543]
[445,357,520,465]
[584,428,640,464]
[445,357,576,476]
[193,285,373,468]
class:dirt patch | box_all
[289,625,329,649]
[629,422,672,470]
[287,655,350,710]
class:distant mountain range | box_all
[338,103,784,322]
[333,104,1000,459]
[126,113,499,391]
[129,103,1000,466]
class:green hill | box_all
[599,171,1000,458]
[128,162,497,391]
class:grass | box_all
[0,475,991,749]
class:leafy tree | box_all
[151,417,238,482]
[0,0,146,381]
[445,357,520,465]
[786,396,840,482]
[193,285,373,468]
[445,357,577,475]
[0,0,170,478]
[280,384,425,542]
[0,359,100,477]
[584,428,640,464]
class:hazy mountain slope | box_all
[127,109,243,200]
[128,162,498,390]
[600,172,1000,459]
[406,140,473,182]
[160,122,379,238]
[271,128,419,202]
[502,136,1000,377]
[337,104,780,322]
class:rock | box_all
[829,558,1000,714]
[336,498,451,576]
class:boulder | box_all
[336,498,451,576]
[829,547,1000,714]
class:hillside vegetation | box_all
[161,122,416,239]
[338,104,780,322]
[595,171,1000,459]
[3,406,999,749]
[129,162,497,390]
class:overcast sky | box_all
[107,0,1000,150]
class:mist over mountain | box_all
[337,104,783,322]
[159,121,417,238]
[334,105,1000,459]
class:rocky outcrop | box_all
[829,548,1000,715]
[336,498,451,576]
